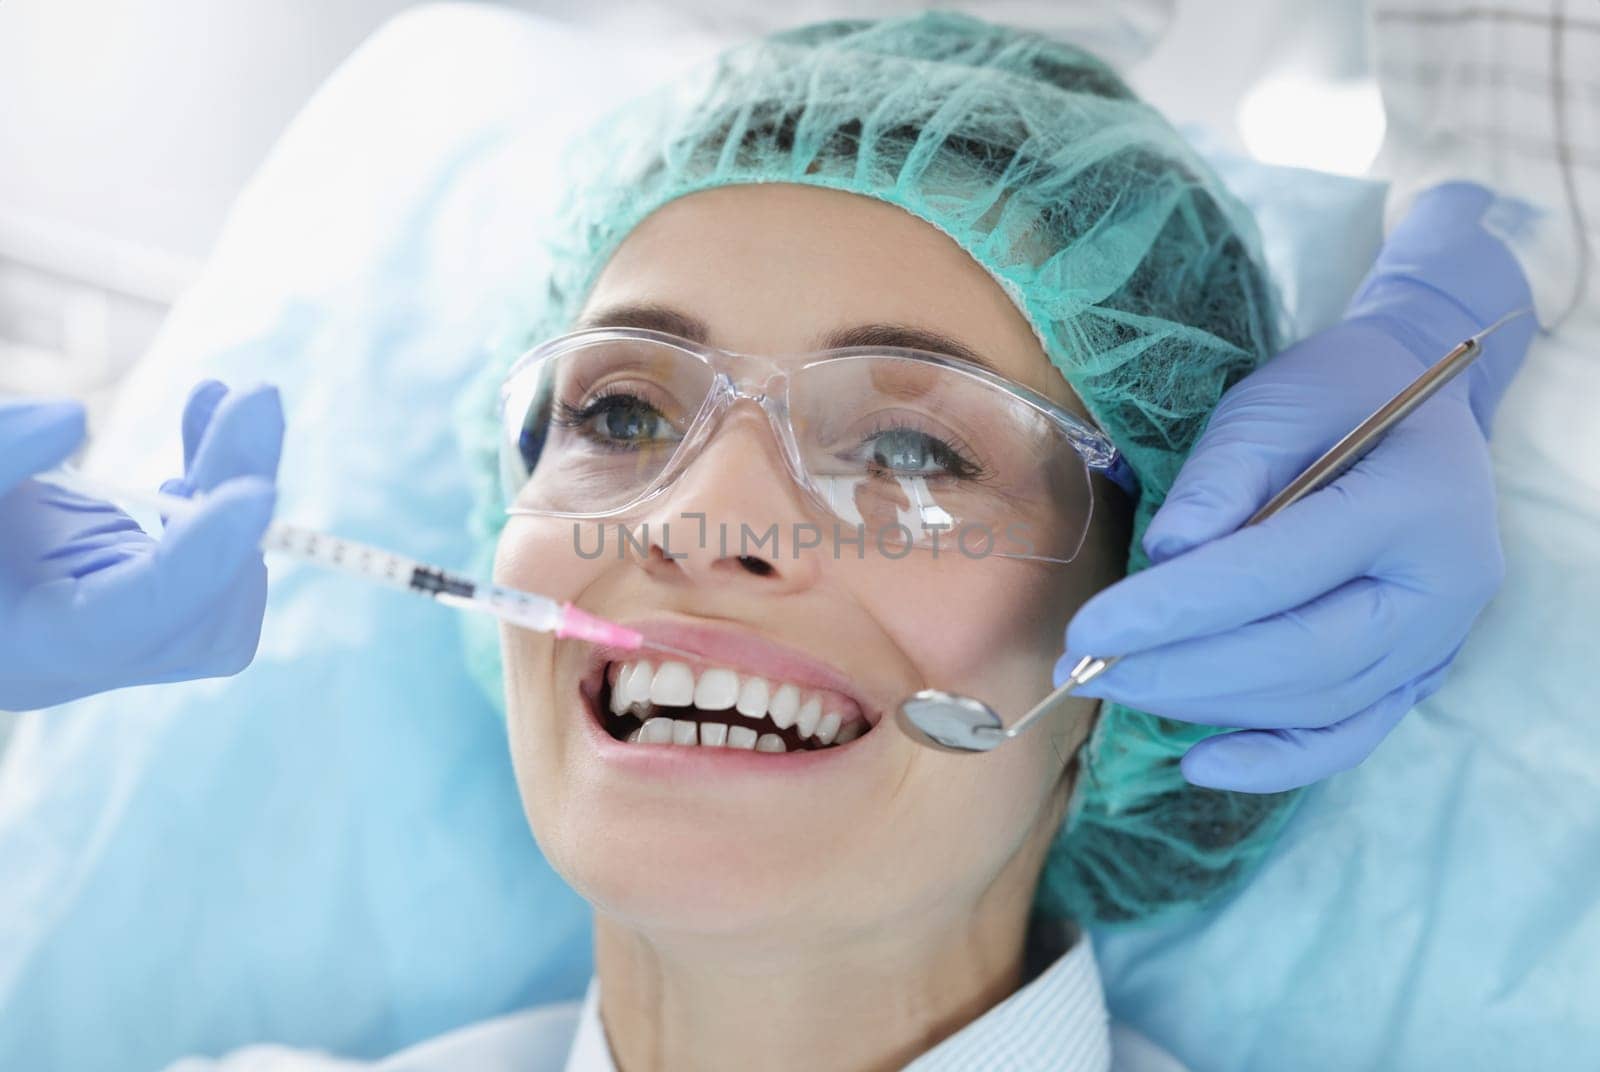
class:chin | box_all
[542,802,851,936]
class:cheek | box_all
[850,555,1099,714]
[815,558,1099,903]
[913,739,1071,885]
[493,520,609,718]
[494,520,607,865]
[495,519,594,599]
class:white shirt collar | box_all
[562,918,1111,1072]
[561,975,614,1072]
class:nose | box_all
[633,404,822,594]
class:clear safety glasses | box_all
[499,328,1135,564]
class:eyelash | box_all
[858,417,990,482]
[550,387,666,450]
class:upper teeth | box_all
[607,659,866,750]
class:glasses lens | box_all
[501,336,715,514]
[792,356,1094,562]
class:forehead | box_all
[579,183,1083,414]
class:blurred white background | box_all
[0,0,539,416]
[0,0,1374,415]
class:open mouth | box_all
[593,658,875,754]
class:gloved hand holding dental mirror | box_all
[898,304,1534,763]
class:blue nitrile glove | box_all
[0,381,283,711]
[1061,182,1537,793]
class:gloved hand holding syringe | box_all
[37,466,696,662]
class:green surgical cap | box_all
[456,12,1301,925]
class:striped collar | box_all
[564,918,1111,1071]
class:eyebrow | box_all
[575,301,999,373]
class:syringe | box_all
[37,467,696,660]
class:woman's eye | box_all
[865,426,980,479]
[556,394,675,445]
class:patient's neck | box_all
[592,887,1034,1072]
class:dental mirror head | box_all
[895,655,1116,754]
[895,690,1008,753]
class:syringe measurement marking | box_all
[408,566,476,600]
[266,525,435,591]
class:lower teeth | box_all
[625,716,792,752]
[624,713,800,755]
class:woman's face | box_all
[496,184,1128,943]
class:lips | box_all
[583,620,883,720]
[578,619,882,754]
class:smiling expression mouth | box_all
[592,657,876,754]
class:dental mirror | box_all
[895,656,1114,753]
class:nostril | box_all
[738,556,774,577]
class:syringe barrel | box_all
[471,583,563,632]
[262,522,420,590]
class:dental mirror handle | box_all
[995,306,1536,740]
[978,654,1122,744]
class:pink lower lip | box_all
[575,677,889,778]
